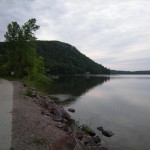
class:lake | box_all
[47,75,150,150]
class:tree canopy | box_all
[4,18,40,78]
[36,41,110,75]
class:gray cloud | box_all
[0,0,150,71]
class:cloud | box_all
[0,0,150,70]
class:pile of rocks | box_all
[24,85,114,150]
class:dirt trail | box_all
[11,81,66,150]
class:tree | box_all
[4,18,40,78]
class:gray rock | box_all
[41,110,51,116]
[97,126,114,137]
[56,123,71,132]
[74,131,84,140]
[92,136,101,144]
[53,116,63,122]
[97,126,103,131]
[102,130,114,137]
[68,108,75,113]
[74,139,85,150]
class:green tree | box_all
[4,18,40,78]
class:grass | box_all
[25,88,33,97]
[33,138,45,145]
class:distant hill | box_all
[111,70,150,75]
[35,41,110,74]
[0,41,110,75]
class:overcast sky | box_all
[0,0,150,71]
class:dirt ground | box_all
[11,81,67,150]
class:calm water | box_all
[47,75,150,150]
[0,79,13,150]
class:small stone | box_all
[74,131,84,140]
[41,110,51,116]
[102,130,114,137]
[68,108,75,113]
[97,126,103,131]
[53,117,62,122]
[92,136,101,144]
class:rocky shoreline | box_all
[11,81,113,150]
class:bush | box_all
[25,88,33,97]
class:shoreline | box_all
[11,81,109,150]
[11,81,67,150]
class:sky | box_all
[0,0,150,71]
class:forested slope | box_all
[36,41,110,74]
[0,41,110,75]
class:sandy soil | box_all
[11,81,67,150]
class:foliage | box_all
[33,138,45,145]
[23,74,52,94]
[82,124,95,136]
[4,18,40,78]
[25,88,33,97]
[36,41,110,75]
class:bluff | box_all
[0,41,110,75]
[36,41,110,74]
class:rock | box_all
[56,123,71,132]
[53,109,63,117]
[97,126,103,131]
[68,108,75,113]
[82,135,92,145]
[74,131,84,140]
[41,110,51,116]
[92,136,101,144]
[74,139,85,150]
[102,130,114,137]
[97,126,114,137]
[62,111,71,120]
[53,116,63,122]
[53,108,71,120]
[68,119,79,130]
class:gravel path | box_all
[11,81,66,150]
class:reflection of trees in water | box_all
[46,76,110,105]
[47,76,110,97]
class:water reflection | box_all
[47,76,110,104]
[47,75,150,150]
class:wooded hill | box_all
[0,41,110,75]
